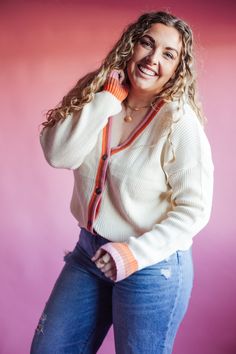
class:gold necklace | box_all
[124,102,152,123]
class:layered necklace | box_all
[124,101,153,123]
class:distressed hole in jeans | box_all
[160,268,172,279]
[35,313,47,335]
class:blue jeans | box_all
[30,228,194,354]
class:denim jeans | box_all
[30,228,194,354]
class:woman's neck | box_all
[126,90,156,108]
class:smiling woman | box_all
[127,23,182,98]
[30,11,214,354]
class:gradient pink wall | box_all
[1,0,236,353]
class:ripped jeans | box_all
[30,228,194,354]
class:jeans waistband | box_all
[78,228,110,258]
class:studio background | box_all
[1,0,235,353]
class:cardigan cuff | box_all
[100,242,139,282]
[103,71,128,102]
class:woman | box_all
[31,11,214,354]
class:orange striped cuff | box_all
[103,77,128,102]
[100,242,138,282]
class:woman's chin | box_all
[130,82,159,96]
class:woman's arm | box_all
[98,106,214,282]
[40,71,128,170]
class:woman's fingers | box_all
[102,252,111,263]
[96,260,116,279]
[95,258,106,268]
[117,69,125,84]
[91,248,106,262]
[95,258,114,271]
[100,262,114,272]
[109,69,126,84]
[101,263,117,280]
[92,251,111,268]
[91,249,117,281]
[104,269,116,278]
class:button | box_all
[95,187,102,195]
[102,154,108,161]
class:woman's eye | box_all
[164,52,174,60]
[139,39,153,48]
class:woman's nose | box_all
[146,49,160,66]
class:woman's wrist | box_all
[103,70,129,102]
[100,242,138,282]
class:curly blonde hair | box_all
[42,11,204,128]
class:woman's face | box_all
[127,23,182,98]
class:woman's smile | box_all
[137,64,159,78]
[127,23,182,98]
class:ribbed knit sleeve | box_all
[100,242,139,282]
[103,71,128,102]
[100,105,214,282]
[40,91,122,170]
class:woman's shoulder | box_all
[162,98,212,152]
[162,99,213,173]
[153,98,202,141]
[161,99,204,137]
[164,98,200,122]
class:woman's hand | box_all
[114,69,126,85]
[103,69,129,102]
[91,249,117,281]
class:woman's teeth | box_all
[138,65,157,77]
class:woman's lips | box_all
[137,64,158,77]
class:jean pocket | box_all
[176,248,192,266]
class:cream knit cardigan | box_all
[40,90,214,281]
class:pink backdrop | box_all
[1,0,236,353]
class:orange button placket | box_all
[87,118,112,232]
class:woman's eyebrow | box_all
[142,34,179,55]
[166,46,179,55]
[141,34,155,43]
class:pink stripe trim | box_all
[107,117,112,153]
[94,118,112,218]
[101,242,139,282]
[100,243,126,282]
[111,100,165,154]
